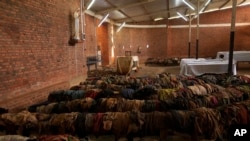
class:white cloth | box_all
[180,58,237,76]
[216,51,250,62]
[131,56,139,70]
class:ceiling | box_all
[84,0,250,24]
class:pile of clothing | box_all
[144,57,181,66]
[1,71,250,141]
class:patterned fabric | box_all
[2,73,250,141]
[0,135,36,141]
[38,134,79,141]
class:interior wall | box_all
[0,0,249,110]
[167,5,250,58]
[113,26,168,63]
[0,0,98,110]
[112,6,250,61]
[84,14,98,56]
[96,23,109,66]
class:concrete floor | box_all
[54,61,250,88]
[82,61,250,79]
[129,62,250,78]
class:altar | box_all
[180,58,237,76]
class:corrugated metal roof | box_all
[84,0,250,24]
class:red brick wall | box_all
[113,26,168,63]
[112,6,250,61]
[97,23,109,66]
[0,0,250,110]
[84,15,98,56]
[168,6,250,58]
[0,0,98,110]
